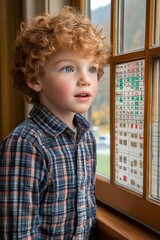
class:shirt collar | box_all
[29,103,90,138]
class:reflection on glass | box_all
[117,0,146,54]
[149,57,160,203]
[90,0,111,178]
[115,60,145,194]
[152,0,160,46]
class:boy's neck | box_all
[61,114,76,129]
[39,102,76,129]
[52,109,75,129]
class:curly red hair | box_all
[11,6,110,103]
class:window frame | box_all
[97,0,160,233]
[149,56,160,202]
[70,0,160,233]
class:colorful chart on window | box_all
[115,60,145,194]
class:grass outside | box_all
[96,154,110,178]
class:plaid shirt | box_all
[0,103,96,240]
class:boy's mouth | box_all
[75,92,91,97]
[74,92,91,102]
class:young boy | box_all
[0,6,110,239]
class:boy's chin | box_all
[75,108,90,115]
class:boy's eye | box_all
[61,67,74,73]
[88,67,97,74]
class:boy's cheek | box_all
[55,81,71,100]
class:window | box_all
[149,56,160,202]
[117,0,146,53]
[152,0,160,46]
[88,0,160,234]
[90,0,111,178]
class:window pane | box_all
[90,0,111,39]
[149,57,160,203]
[90,0,111,178]
[115,60,145,193]
[91,67,110,178]
[152,0,160,46]
[117,0,146,54]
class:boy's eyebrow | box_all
[53,59,98,66]
[53,59,75,65]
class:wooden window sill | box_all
[96,201,160,240]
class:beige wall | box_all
[23,0,70,19]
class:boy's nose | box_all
[77,73,91,87]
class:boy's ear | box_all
[26,80,42,92]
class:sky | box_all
[90,0,111,10]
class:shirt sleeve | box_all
[89,133,97,239]
[0,135,49,239]
[90,132,97,194]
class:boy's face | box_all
[29,50,99,119]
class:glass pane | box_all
[149,57,160,203]
[91,67,110,178]
[90,0,111,40]
[90,0,111,178]
[117,0,146,54]
[115,60,145,194]
[152,0,160,46]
